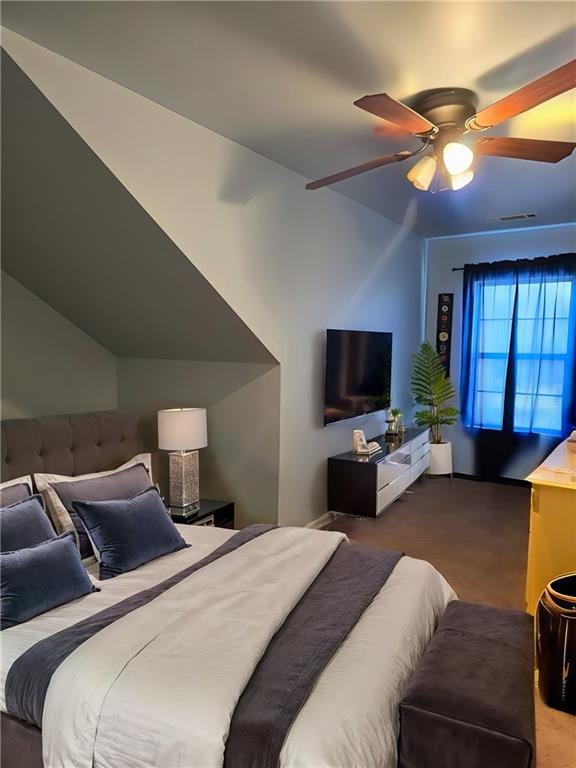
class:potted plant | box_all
[410,342,459,476]
[385,407,403,435]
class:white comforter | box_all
[1,525,455,768]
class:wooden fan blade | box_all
[476,137,576,163]
[354,94,437,136]
[306,151,414,190]
[373,121,412,138]
[468,59,576,130]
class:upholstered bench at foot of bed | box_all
[1,712,43,768]
[398,600,535,768]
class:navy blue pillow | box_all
[0,532,98,630]
[0,494,56,553]
[72,487,189,580]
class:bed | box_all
[1,411,455,768]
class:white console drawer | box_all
[412,443,430,465]
[377,469,411,514]
[411,431,430,452]
[377,454,411,489]
[410,453,430,482]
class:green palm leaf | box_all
[411,342,459,442]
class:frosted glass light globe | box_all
[443,142,474,175]
[451,170,475,191]
[406,155,437,191]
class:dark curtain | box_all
[461,253,576,481]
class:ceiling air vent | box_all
[487,212,537,223]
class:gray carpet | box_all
[325,476,575,768]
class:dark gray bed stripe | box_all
[224,541,402,768]
[5,523,275,728]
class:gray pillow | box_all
[41,464,153,560]
[0,477,33,507]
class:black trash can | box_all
[536,572,576,714]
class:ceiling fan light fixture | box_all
[307,59,576,193]
[450,169,475,191]
[407,155,437,191]
[443,141,474,175]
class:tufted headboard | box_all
[1,411,143,481]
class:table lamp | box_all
[158,408,207,512]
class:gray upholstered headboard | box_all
[1,411,143,481]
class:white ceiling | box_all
[2,1,575,236]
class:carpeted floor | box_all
[325,476,575,768]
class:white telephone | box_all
[353,430,382,456]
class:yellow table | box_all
[525,438,576,615]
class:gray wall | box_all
[0,266,280,525]
[1,50,282,527]
[1,271,117,418]
[117,359,280,527]
[425,223,576,478]
[1,49,274,366]
[1,34,424,526]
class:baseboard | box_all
[306,512,332,530]
[453,472,530,488]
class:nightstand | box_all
[169,499,235,529]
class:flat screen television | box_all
[324,329,392,425]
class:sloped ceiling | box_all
[1,1,575,236]
[1,50,275,364]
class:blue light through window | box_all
[461,256,576,437]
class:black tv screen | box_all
[324,329,392,425]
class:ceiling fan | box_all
[305,59,576,193]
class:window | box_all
[461,255,576,437]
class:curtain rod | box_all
[452,254,572,273]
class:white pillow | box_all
[0,475,33,491]
[34,454,152,538]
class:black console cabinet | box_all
[327,428,430,517]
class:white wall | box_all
[3,31,424,526]
[1,272,117,418]
[426,223,576,477]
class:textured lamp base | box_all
[169,450,200,508]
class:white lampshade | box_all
[158,408,207,451]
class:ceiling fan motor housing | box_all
[410,88,479,137]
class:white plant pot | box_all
[428,441,453,476]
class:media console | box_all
[327,427,430,517]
